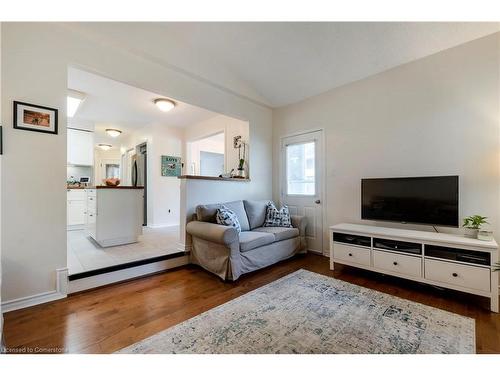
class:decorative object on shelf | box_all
[477,230,494,242]
[462,215,489,239]
[233,135,242,149]
[161,155,182,177]
[13,101,58,134]
[234,135,247,178]
[219,170,233,178]
[104,178,121,186]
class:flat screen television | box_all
[361,176,459,227]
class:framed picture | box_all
[161,155,182,177]
[13,101,58,135]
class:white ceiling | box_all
[69,22,500,107]
[68,67,218,144]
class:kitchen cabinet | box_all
[68,128,94,166]
[85,187,144,247]
[67,189,86,228]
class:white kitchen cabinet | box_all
[67,189,86,229]
[85,187,144,247]
[68,128,94,166]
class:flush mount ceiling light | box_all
[106,128,122,138]
[67,89,86,118]
[98,143,112,151]
[154,98,176,112]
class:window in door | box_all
[286,141,316,196]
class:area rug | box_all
[118,269,475,354]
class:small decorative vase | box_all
[237,168,246,178]
[477,230,493,241]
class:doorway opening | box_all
[65,67,250,285]
[187,131,225,176]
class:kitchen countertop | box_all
[95,186,144,189]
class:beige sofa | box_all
[186,200,307,281]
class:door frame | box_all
[279,128,327,255]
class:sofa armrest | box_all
[186,221,239,246]
[291,215,307,237]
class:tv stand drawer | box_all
[373,250,421,278]
[424,259,490,292]
[333,243,370,267]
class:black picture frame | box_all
[13,101,58,135]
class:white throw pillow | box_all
[216,205,242,233]
[263,202,293,228]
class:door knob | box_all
[315,199,321,204]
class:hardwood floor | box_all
[3,253,500,353]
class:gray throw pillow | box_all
[263,202,292,228]
[216,205,242,233]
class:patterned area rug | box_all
[118,269,475,354]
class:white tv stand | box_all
[330,223,499,312]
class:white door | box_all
[281,130,324,254]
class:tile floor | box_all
[67,226,182,275]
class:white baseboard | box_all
[2,290,66,313]
[147,223,179,229]
[2,267,69,313]
[68,255,189,293]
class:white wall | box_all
[148,123,183,227]
[273,33,500,255]
[1,23,272,303]
[184,114,249,175]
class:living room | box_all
[1,2,500,374]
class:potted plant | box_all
[237,157,246,178]
[235,141,247,178]
[462,215,488,239]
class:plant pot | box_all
[236,168,246,178]
[463,228,478,238]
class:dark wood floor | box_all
[3,253,500,353]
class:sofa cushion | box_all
[253,226,300,242]
[196,200,250,231]
[243,200,271,229]
[239,231,275,252]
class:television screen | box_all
[361,176,459,227]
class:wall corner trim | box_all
[56,267,69,296]
[176,242,192,253]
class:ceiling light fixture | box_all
[106,128,122,138]
[154,98,175,112]
[67,89,86,118]
[98,143,112,151]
